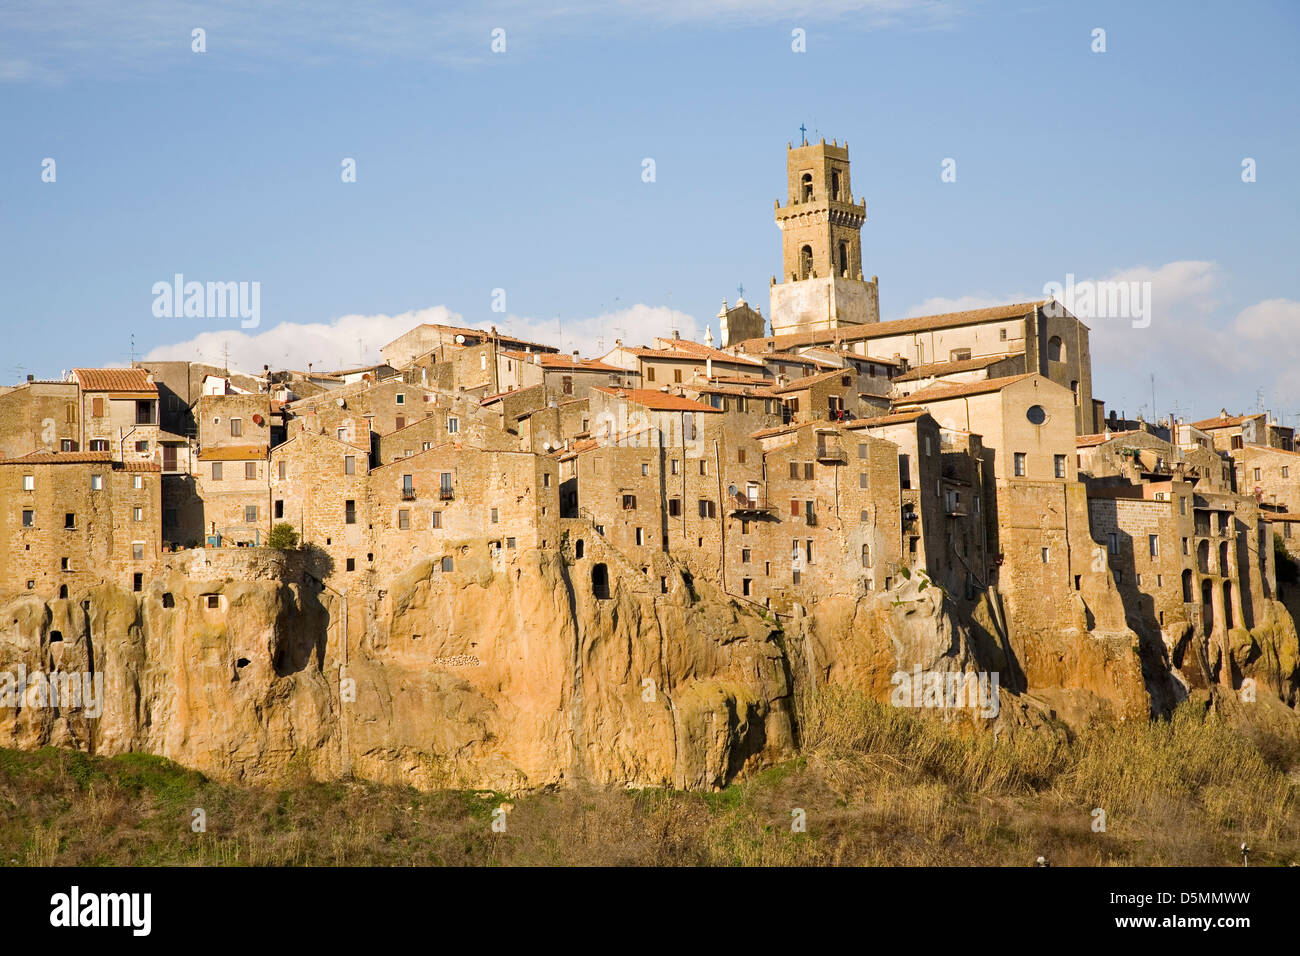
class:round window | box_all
[1026,404,1047,425]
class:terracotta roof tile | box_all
[0,451,113,465]
[71,368,157,393]
[197,444,268,461]
[894,352,1024,383]
[591,387,721,413]
[894,373,1037,405]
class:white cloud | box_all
[903,293,1032,318]
[143,302,696,373]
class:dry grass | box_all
[1,694,1297,866]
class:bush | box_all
[267,522,300,550]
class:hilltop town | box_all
[2,139,1297,789]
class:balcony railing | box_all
[438,488,454,501]
[401,489,416,501]
[815,439,846,463]
[729,493,774,514]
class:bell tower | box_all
[769,138,879,337]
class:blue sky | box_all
[2,0,1298,423]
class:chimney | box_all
[26,374,33,382]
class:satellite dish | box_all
[727,484,738,497]
[542,442,552,452]
[252,413,264,426]
[336,398,346,407]
[454,334,466,344]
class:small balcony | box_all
[805,511,818,527]
[815,438,846,463]
[729,493,774,515]
[401,489,416,501]
[438,488,454,501]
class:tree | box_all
[267,522,300,550]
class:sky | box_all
[1,0,1297,425]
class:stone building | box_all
[0,380,80,459]
[71,368,159,463]
[194,445,269,545]
[0,451,161,599]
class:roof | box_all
[1075,430,1139,448]
[750,420,820,440]
[894,352,1024,383]
[618,341,764,366]
[396,323,559,353]
[894,373,1038,406]
[197,444,268,461]
[591,386,721,413]
[762,351,840,370]
[71,368,157,393]
[772,368,854,394]
[0,451,113,465]
[734,301,1053,353]
[684,382,780,398]
[500,349,623,372]
[1266,513,1300,522]
[842,410,927,429]
[1191,412,1263,430]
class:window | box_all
[206,594,220,609]
[1284,467,1291,479]
[507,537,516,549]
[22,475,34,490]
[133,507,143,521]
[448,417,459,434]
[345,500,356,524]
[132,474,143,489]
[133,573,143,592]
[1148,534,1159,558]
[1041,547,1050,564]
[491,508,499,524]
[1253,467,1262,482]
[622,494,637,510]
[1013,453,1027,477]
[738,448,747,464]
[899,454,911,489]
[543,472,552,488]
[65,512,75,529]
[641,463,649,476]
[742,578,752,597]
[698,499,716,518]
[647,367,656,382]
[61,556,70,571]
[1047,336,1064,362]
[344,455,356,475]
[132,543,144,560]
[431,511,442,529]
[1071,381,1079,406]
[741,548,751,563]
[346,558,355,572]
[211,462,223,480]
[1026,405,1047,426]
[396,393,405,405]
[949,348,971,362]
[398,509,410,530]
[245,505,258,522]
[635,527,644,546]
[789,461,799,480]
[92,397,104,417]
[245,461,257,480]
[562,376,573,395]
[395,416,406,430]
[790,499,800,517]
[1054,455,1067,478]
[22,510,34,527]
[670,459,679,475]
[230,418,243,437]
[668,498,682,517]
[699,460,707,476]
[441,556,454,573]
[1179,496,1187,515]
[337,428,346,441]
[91,474,102,490]
[1108,531,1119,554]
[274,500,284,519]
[999,328,1008,341]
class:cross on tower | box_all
[799,123,807,145]
[737,282,744,299]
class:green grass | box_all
[1,695,1296,866]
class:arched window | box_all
[838,241,850,278]
[801,173,813,202]
[1219,541,1229,576]
[1223,582,1234,629]
[799,245,813,279]
[1048,336,1065,362]
[575,539,584,559]
[831,169,841,200]
[58,585,68,599]
[861,543,871,568]
[592,563,610,599]
[1181,568,1193,603]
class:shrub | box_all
[267,522,300,550]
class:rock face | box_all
[0,544,1296,791]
